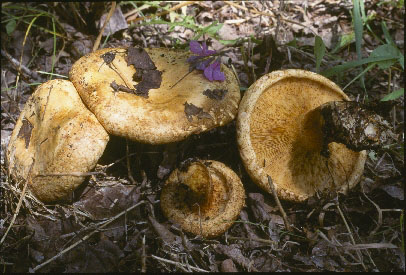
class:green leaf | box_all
[5,19,16,35]
[286,37,298,48]
[381,21,397,47]
[218,39,238,45]
[352,0,365,90]
[314,35,326,73]
[202,21,223,36]
[169,11,177,23]
[370,44,400,69]
[331,32,355,53]
[322,55,399,77]
[399,55,404,70]
[381,88,404,101]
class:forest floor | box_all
[1,1,404,272]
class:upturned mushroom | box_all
[69,47,240,144]
[6,79,109,202]
[237,69,369,202]
[160,159,245,238]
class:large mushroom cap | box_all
[69,47,240,144]
[237,69,367,202]
[6,79,109,202]
[160,159,245,238]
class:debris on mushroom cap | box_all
[237,69,367,202]
[6,79,109,202]
[160,159,245,238]
[69,47,240,144]
[318,100,398,155]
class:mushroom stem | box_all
[176,160,213,213]
[303,100,397,157]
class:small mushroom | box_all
[69,47,240,144]
[160,159,245,238]
[6,79,109,202]
[237,69,367,202]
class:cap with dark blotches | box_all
[237,69,367,202]
[6,79,109,202]
[160,159,245,238]
[69,47,240,144]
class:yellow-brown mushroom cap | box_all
[237,69,367,202]
[160,160,245,238]
[6,79,109,202]
[69,47,240,144]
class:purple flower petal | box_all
[187,55,202,63]
[201,41,216,56]
[189,40,203,55]
[204,64,214,81]
[213,68,225,81]
[210,61,225,81]
[196,58,213,70]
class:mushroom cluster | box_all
[8,44,386,237]
[6,46,243,237]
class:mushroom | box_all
[237,69,367,202]
[160,159,245,238]
[6,79,109,202]
[69,47,240,144]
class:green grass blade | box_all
[380,88,404,101]
[343,63,375,90]
[352,0,365,90]
[50,17,56,80]
[381,21,396,47]
[314,35,326,73]
[322,55,399,77]
[36,71,68,78]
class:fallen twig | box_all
[126,139,137,185]
[336,202,367,271]
[36,171,103,177]
[267,175,292,232]
[1,49,38,80]
[151,254,209,273]
[141,234,146,272]
[93,2,117,52]
[31,200,145,272]
[227,236,277,245]
[0,161,34,246]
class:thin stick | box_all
[0,102,17,125]
[151,255,209,273]
[110,60,135,89]
[36,171,103,177]
[126,139,137,185]
[227,236,276,245]
[31,200,145,272]
[1,49,38,79]
[169,69,194,89]
[361,183,382,235]
[93,2,117,52]
[336,203,367,271]
[141,235,146,272]
[267,175,292,232]
[0,161,34,245]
